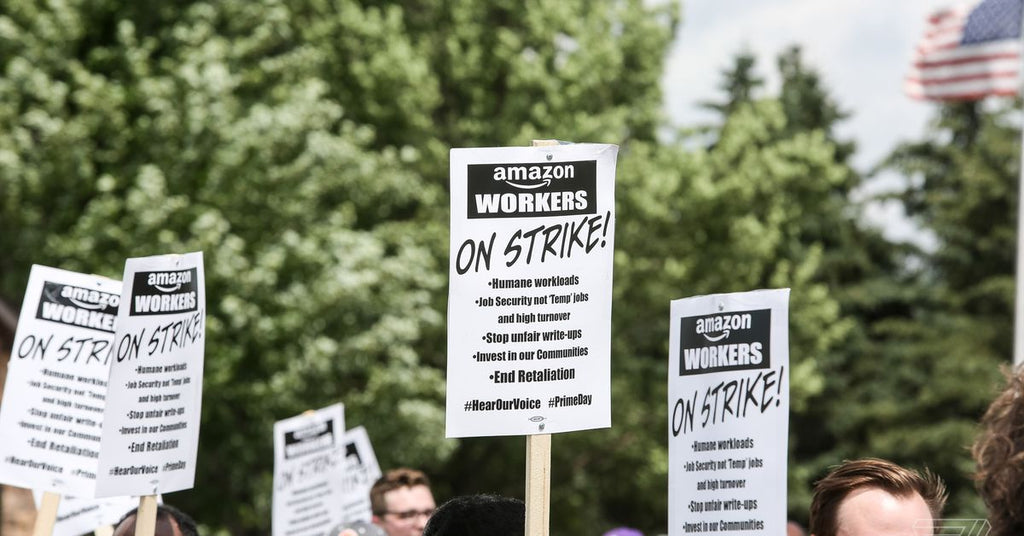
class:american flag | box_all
[905,0,1022,101]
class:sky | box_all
[660,0,945,244]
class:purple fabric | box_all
[603,528,643,536]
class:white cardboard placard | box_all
[272,403,347,536]
[668,289,789,536]
[339,426,382,524]
[95,252,206,497]
[0,265,121,496]
[446,144,618,438]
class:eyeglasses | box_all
[381,508,435,521]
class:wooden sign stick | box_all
[135,495,159,536]
[32,491,61,536]
[94,525,114,536]
[525,433,551,536]
[525,139,558,536]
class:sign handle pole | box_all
[32,491,60,536]
[94,526,114,536]
[525,434,551,536]
[135,495,158,536]
[523,138,558,536]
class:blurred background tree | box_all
[874,99,1020,517]
[0,0,1015,533]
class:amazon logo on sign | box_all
[129,268,198,316]
[35,282,120,333]
[466,160,597,219]
[678,309,771,376]
[284,419,336,460]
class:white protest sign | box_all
[0,265,121,496]
[446,144,618,438]
[272,403,347,536]
[668,289,789,536]
[32,491,142,536]
[339,426,382,524]
[95,252,206,497]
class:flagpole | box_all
[1014,130,1024,367]
[1013,7,1024,369]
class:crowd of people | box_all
[113,366,1024,536]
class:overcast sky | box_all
[661,0,946,242]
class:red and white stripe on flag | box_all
[905,0,1022,101]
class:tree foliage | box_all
[0,0,452,531]
[690,50,1007,524]
[875,99,1019,517]
[0,0,682,533]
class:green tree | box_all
[0,1,450,532]
[683,48,986,526]
[875,99,1018,517]
[0,0,683,533]
[777,46,853,162]
[611,47,871,528]
[699,49,764,119]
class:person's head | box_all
[809,458,946,536]
[972,366,1024,536]
[370,468,436,536]
[113,504,199,536]
[422,494,524,536]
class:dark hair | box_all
[422,494,524,536]
[370,468,432,516]
[114,503,199,536]
[809,458,946,536]
[972,366,1024,536]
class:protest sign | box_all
[272,403,347,536]
[668,289,789,536]
[33,490,141,536]
[446,143,618,438]
[0,266,121,497]
[339,426,382,524]
[95,252,205,497]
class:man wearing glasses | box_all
[370,468,437,536]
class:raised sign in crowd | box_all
[2,145,1024,536]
